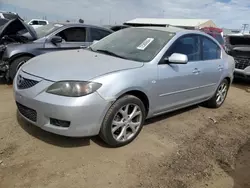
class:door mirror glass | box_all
[51,36,62,44]
[166,53,188,64]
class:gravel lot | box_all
[0,79,250,188]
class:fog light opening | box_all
[50,118,70,128]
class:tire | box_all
[100,95,146,147]
[9,56,32,81]
[205,79,229,108]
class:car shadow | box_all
[17,105,199,149]
[232,77,250,92]
[16,111,111,148]
[144,104,199,126]
[217,139,250,188]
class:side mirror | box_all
[165,53,188,64]
[93,40,99,44]
[51,36,62,44]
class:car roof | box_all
[49,22,113,32]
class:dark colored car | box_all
[0,11,23,21]
[0,18,113,81]
[0,18,9,27]
[225,33,250,79]
[103,25,130,32]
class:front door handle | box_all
[192,68,200,74]
[80,45,86,49]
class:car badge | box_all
[17,74,24,86]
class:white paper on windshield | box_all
[137,38,154,50]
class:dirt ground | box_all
[0,79,250,188]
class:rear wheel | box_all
[9,56,32,81]
[205,79,229,108]
[100,95,146,147]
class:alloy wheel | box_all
[216,82,228,106]
[16,60,27,71]
[111,104,142,142]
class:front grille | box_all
[17,76,39,89]
[234,57,250,70]
[16,102,37,122]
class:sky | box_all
[1,0,250,29]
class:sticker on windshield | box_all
[137,38,154,50]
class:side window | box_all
[30,20,39,25]
[166,35,201,61]
[56,27,86,42]
[38,21,47,25]
[90,28,111,41]
[202,36,221,60]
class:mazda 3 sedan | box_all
[14,26,235,147]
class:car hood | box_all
[0,18,37,42]
[21,49,144,81]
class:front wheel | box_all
[99,95,146,147]
[9,56,32,81]
[205,79,229,108]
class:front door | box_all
[44,27,91,53]
[154,34,204,114]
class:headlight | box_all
[46,81,102,97]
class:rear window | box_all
[206,32,224,45]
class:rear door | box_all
[197,35,223,96]
[44,27,91,52]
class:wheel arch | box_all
[117,89,150,116]
[9,53,35,64]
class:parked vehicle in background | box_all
[0,18,113,81]
[0,18,8,27]
[225,33,250,79]
[103,25,130,32]
[14,27,234,147]
[27,19,49,29]
[200,27,225,49]
[0,11,22,20]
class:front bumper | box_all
[14,71,112,137]
[234,67,250,78]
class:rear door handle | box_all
[192,68,200,74]
[218,65,223,71]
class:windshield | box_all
[89,28,175,62]
[33,23,64,38]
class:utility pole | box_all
[241,24,249,34]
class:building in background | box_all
[124,18,217,29]
[222,28,241,35]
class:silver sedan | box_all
[13,26,235,147]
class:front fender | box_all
[91,66,156,102]
[2,43,42,61]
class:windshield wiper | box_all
[95,49,128,59]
